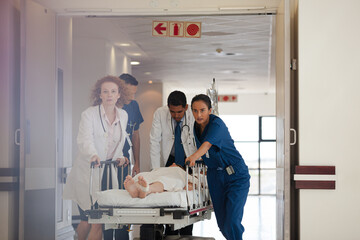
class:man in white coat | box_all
[149,90,197,236]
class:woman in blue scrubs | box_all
[185,94,250,240]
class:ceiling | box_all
[37,0,279,94]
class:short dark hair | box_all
[191,94,212,109]
[119,73,138,86]
[167,91,187,107]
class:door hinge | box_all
[61,167,72,183]
[290,59,297,70]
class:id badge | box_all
[226,165,235,175]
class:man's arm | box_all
[131,129,140,176]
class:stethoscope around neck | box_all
[99,105,107,133]
[99,104,121,135]
[171,112,190,139]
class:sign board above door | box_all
[152,21,201,38]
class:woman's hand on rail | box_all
[90,155,101,167]
[185,155,197,167]
[116,157,129,167]
[185,141,212,167]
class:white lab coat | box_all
[150,106,197,169]
[63,105,128,210]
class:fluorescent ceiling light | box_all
[131,53,142,56]
[131,61,140,65]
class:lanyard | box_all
[99,105,106,133]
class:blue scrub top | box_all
[122,100,144,158]
[194,114,249,175]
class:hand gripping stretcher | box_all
[85,160,213,240]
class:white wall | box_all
[0,0,20,239]
[106,44,131,76]
[72,37,108,160]
[56,15,74,233]
[57,16,73,172]
[298,0,360,239]
[23,0,58,238]
[25,0,56,185]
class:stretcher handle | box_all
[185,160,204,166]
[90,160,119,168]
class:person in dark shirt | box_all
[119,73,144,176]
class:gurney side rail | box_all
[185,160,211,213]
[89,160,129,209]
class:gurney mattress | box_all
[95,189,199,208]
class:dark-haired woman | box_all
[64,75,129,240]
[185,94,250,240]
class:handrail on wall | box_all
[0,168,19,191]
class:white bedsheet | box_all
[95,189,199,208]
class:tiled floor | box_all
[193,196,276,240]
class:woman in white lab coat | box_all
[64,75,128,240]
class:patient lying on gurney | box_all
[124,163,194,198]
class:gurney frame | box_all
[85,160,213,233]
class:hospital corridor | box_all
[2,0,360,240]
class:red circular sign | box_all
[187,24,199,36]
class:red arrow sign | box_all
[154,23,167,35]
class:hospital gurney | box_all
[85,160,213,239]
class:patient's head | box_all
[169,163,185,170]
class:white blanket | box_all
[95,189,199,208]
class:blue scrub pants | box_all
[207,168,250,240]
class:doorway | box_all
[70,13,278,240]
[18,1,294,239]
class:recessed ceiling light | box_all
[213,70,241,74]
[66,8,111,12]
[131,53,142,56]
[144,72,152,75]
[130,61,140,65]
[201,52,242,56]
[117,43,131,47]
